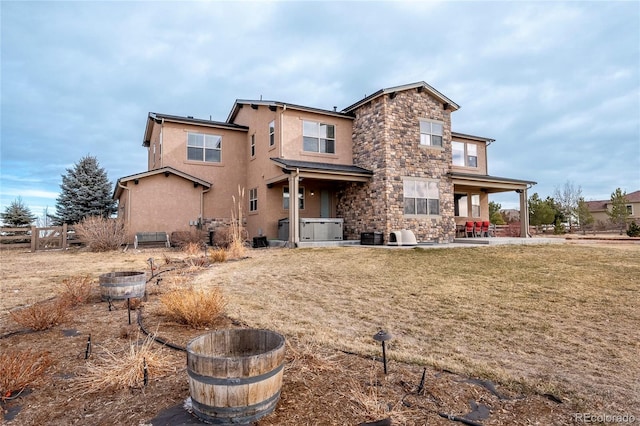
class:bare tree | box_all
[553,180,582,232]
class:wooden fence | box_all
[0,225,82,251]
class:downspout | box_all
[279,104,286,158]
[159,118,164,168]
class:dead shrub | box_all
[212,226,231,248]
[58,275,93,307]
[171,230,206,248]
[74,332,175,393]
[0,349,52,400]
[10,299,69,331]
[182,242,203,256]
[159,286,226,328]
[74,216,127,252]
[209,248,227,263]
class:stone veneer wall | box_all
[337,88,457,243]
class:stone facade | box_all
[337,88,457,242]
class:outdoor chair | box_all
[481,221,490,237]
[474,221,483,237]
[465,222,474,237]
[488,223,497,237]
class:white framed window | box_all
[403,179,440,215]
[626,204,633,215]
[250,134,256,157]
[283,186,305,210]
[454,193,468,217]
[303,121,335,153]
[249,188,258,212]
[187,132,221,163]
[452,141,478,167]
[471,194,481,218]
[269,120,275,146]
[419,120,443,147]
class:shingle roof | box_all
[270,158,373,175]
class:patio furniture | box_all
[481,221,490,237]
[488,223,497,237]
[464,222,474,237]
[474,222,483,237]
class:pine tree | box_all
[576,198,594,234]
[1,197,37,227]
[52,155,117,225]
[607,188,630,234]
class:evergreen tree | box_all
[528,193,556,231]
[52,155,116,225]
[576,197,594,234]
[489,201,505,225]
[607,188,630,234]
[1,197,37,227]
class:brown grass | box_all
[181,241,203,256]
[57,274,94,307]
[73,332,176,393]
[208,247,227,263]
[9,298,69,331]
[159,286,226,328]
[0,349,52,400]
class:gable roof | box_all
[226,100,353,124]
[586,190,640,211]
[342,81,460,113]
[113,166,211,199]
[143,112,248,147]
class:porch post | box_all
[519,187,530,238]
[288,171,300,247]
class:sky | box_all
[1,1,639,222]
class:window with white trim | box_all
[269,120,275,147]
[303,121,335,153]
[283,186,305,210]
[626,204,633,215]
[249,188,258,212]
[471,194,481,218]
[419,120,443,147]
[403,179,440,215]
[452,141,478,167]
[187,132,221,163]
[250,134,256,157]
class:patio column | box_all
[518,187,530,238]
[288,171,300,247]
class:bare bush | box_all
[10,299,69,331]
[1,349,52,400]
[212,226,231,248]
[74,216,127,252]
[171,229,207,248]
[159,286,226,328]
[58,275,93,307]
[182,242,203,256]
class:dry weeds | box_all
[159,286,226,328]
[57,275,94,307]
[9,299,69,331]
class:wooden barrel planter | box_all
[98,271,146,301]
[186,329,286,425]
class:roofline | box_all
[144,112,249,146]
[342,81,460,113]
[449,172,536,186]
[227,100,354,123]
[451,132,496,143]
[270,158,373,176]
[113,166,211,199]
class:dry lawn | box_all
[0,242,638,425]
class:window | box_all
[471,194,480,218]
[249,188,258,212]
[303,121,335,153]
[626,205,633,215]
[250,134,255,157]
[283,186,305,210]
[187,132,221,163]
[452,141,478,167]
[269,120,275,146]
[419,120,443,147]
[403,179,439,215]
[454,193,468,217]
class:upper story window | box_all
[249,188,258,212]
[419,120,443,147]
[403,179,439,215]
[452,142,478,168]
[187,132,221,163]
[303,121,335,154]
[269,120,275,147]
[283,186,305,210]
[250,134,256,157]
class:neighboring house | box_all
[585,190,640,227]
[114,81,535,245]
[500,209,520,223]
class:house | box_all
[585,190,640,228]
[114,81,536,246]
